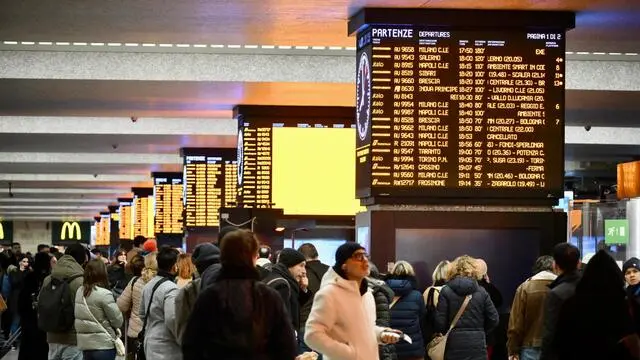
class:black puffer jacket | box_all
[182,265,297,360]
[263,263,312,331]
[368,277,398,360]
[435,276,499,360]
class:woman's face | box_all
[19,258,29,270]
[117,253,127,263]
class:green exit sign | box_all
[605,219,629,245]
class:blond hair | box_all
[141,251,158,283]
[176,253,196,280]
[391,260,415,277]
[432,260,451,285]
[448,255,479,279]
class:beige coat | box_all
[117,276,146,338]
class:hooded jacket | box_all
[39,255,85,345]
[182,265,297,360]
[305,267,385,360]
[300,260,330,331]
[368,277,397,360]
[435,276,499,360]
[74,285,123,350]
[386,277,425,359]
[507,270,557,355]
[264,263,312,331]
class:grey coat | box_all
[74,286,124,351]
[139,276,181,360]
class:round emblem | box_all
[356,52,371,142]
[237,131,244,186]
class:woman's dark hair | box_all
[575,250,625,296]
[157,247,180,272]
[220,229,259,269]
[33,252,52,275]
[83,259,109,298]
[130,254,145,277]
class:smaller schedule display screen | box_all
[153,174,184,235]
[355,26,566,200]
[118,199,133,240]
[183,149,237,228]
[96,214,111,246]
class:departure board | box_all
[96,213,110,246]
[132,188,153,237]
[118,199,133,240]
[354,25,568,200]
[235,107,363,215]
[182,148,237,228]
[153,173,184,235]
[237,125,272,208]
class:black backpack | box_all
[37,274,83,332]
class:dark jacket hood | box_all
[549,271,581,290]
[448,276,479,296]
[272,262,296,284]
[386,277,415,297]
[51,255,84,280]
[368,277,394,301]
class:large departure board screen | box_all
[118,198,133,240]
[132,188,153,238]
[236,109,365,216]
[182,149,237,228]
[355,26,566,200]
[153,173,184,235]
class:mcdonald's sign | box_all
[61,222,82,240]
[0,221,13,245]
[51,221,90,245]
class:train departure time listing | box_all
[355,27,565,199]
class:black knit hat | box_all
[623,257,640,274]
[333,242,365,276]
[278,248,306,268]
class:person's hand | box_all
[485,274,491,283]
[380,329,402,344]
[298,273,309,291]
[509,355,519,360]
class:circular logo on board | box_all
[356,52,371,142]
[237,131,244,186]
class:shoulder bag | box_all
[427,294,472,360]
[82,293,126,359]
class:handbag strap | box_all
[390,296,401,309]
[446,295,472,335]
[82,291,118,341]
[141,278,170,332]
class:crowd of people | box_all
[1,232,640,360]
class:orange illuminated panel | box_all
[118,201,133,240]
[153,175,184,235]
[133,196,150,237]
[183,153,232,228]
[618,161,640,199]
[224,162,238,207]
[96,214,110,246]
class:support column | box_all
[627,199,640,259]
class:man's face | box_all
[626,268,640,286]
[342,250,370,281]
[40,247,49,253]
[12,244,21,254]
[289,262,306,280]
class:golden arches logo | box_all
[61,222,81,240]
[0,222,3,240]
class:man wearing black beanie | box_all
[624,257,640,333]
[305,242,400,360]
[263,248,313,349]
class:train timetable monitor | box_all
[153,173,185,235]
[351,9,575,202]
[132,188,153,238]
[235,106,364,216]
[182,148,238,228]
[118,198,133,240]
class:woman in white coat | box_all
[305,242,400,360]
[75,259,124,360]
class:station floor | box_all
[1,350,16,360]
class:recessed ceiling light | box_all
[3,41,17,45]
[176,44,190,48]
[107,43,122,47]
[227,45,241,48]
[142,43,156,47]
[261,45,275,49]
[73,42,88,46]
[295,46,309,50]
[312,46,326,50]
[124,43,140,47]
[193,44,207,48]
[278,45,292,49]
[159,44,173,47]
[38,41,53,45]
[210,44,224,48]
[244,45,258,49]
[55,42,70,46]
[21,41,35,45]
[90,42,105,46]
